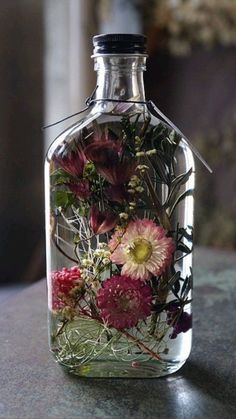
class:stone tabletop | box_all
[0,247,236,419]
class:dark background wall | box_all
[0,1,44,284]
[145,47,236,248]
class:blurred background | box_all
[1,0,236,298]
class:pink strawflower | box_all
[96,275,152,329]
[51,266,82,310]
[109,219,174,281]
[109,228,125,252]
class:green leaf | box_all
[178,226,193,242]
[163,270,182,298]
[165,168,192,208]
[171,168,192,190]
[169,189,194,216]
[162,271,181,291]
[177,242,192,254]
[148,153,169,184]
[52,190,75,210]
[51,168,72,185]
[83,162,96,179]
[181,270,193,299]
[173,278,180,295]
[152,302,168,313]
[78,206,89,217]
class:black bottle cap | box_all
[93,33,147,55]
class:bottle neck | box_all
[92,55,147,112]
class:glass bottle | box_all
[45,34,195,378]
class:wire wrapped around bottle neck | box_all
[42,87,212,173]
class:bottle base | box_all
[58,359,186,378]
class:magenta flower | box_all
[84,141,136,185]
[51,266,82,310]
[89,205,117,235]
[110,219,175,281]
[67,180,91,201]
[97,275,153,329]
[54,148,86,177]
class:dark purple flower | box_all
[98,160,136,185]
[105,185,129,203]
[67,180,92,201]
[89,205,117,235]
[84,141,120,165]
[54,148,86,177]
[167,302,192,339]
[84,141,136,185]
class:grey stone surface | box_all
[0,247,236,419]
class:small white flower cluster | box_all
[136,149,157,158]
[119,212,129,220]
[128,175,144,194]
[135,135,143,153]
[94,247,111,266]
[137,164,149,173]
[81,258,93,268]
[80,243,112,285]
[80,267,92,285]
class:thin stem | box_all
[149,312,158,336]
[74,243,80,262]
[53,239,77,263]
[77,302,91,318]
[55,319,69,337]
[99,175,105,212]
[54,234,74,248]
[149,277,159,336]
[142,171,171,230]
[122,330,161,361]
[139,115,151,140]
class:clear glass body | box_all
[45,54,195,378]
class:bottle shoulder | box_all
[45,111,101,162]
[45,108,195,174]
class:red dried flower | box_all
[67,180,91,201]
[84,141,120,165]
[51,266,82,310]
[97,275,153,329]
[84,141,136,185]
[105,184,129,203]
[98,160,136,185]
[54,148,86,177]
[89,205,117,235]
